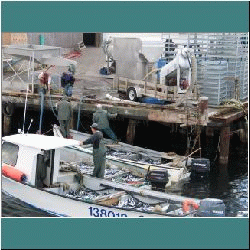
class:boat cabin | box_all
[2,134,80,187]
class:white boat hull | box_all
[2,176,172,218]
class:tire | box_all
[3,102,15,116]
[126,87,137,102]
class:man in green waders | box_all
[80,123,107,178]
[56,95,73,138]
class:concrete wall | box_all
[104,33,164,62]
[27,33,83,48]
[112,38,147,80]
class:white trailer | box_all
[114,48,197,102]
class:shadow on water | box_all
[130,121,248,217]
[181,133,248,217]
[2,192,58,217]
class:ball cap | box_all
[90,123,99,129]
[96,104,102,109]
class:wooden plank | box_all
[126,119,137,144]
[82,174,198,203]
[209,110,246,124]
[1,90,220,126]
[94,191,126,206]
[144,79,147,94]
[148,109,189,124]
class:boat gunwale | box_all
[67,145,188,173]
[2,175,189,217]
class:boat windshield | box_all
[1,142,19,166]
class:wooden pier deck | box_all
[2,89,248,165]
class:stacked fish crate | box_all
[162,33,248,106]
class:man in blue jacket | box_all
[61,71,75,97]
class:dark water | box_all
[1,192,57,217]
[2,109,248,217]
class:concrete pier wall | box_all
[27,33,83,48]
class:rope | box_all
[48,91,58,119]
[142,67,160,81]
[220,99,247,119]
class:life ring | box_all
[3,102,15,116]
[182,199,199,213]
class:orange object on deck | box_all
[182,199,199,213]
[2,163,27,182]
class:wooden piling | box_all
[238,120,248,143]
[126,119,137,145]
[219,126,230,165]
[199,97,208,125]
[205,126,215,159]
[217,163,229,193]
[239,128,248,143]
[206,126,214,138]
[3,114,12,136]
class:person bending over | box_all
[80,123,107,178]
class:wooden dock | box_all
[2,90,248,165]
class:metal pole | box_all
[23,85,29,133]
[39,90,44,133]
[107,55,110,75]
[77,102,81,131]
[31,51,35,94]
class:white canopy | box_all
[2,134,80,150]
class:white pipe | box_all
[22,84,29,134]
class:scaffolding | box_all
[161,33,248,106]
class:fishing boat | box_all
[54,125,193,190]
[2,133,226,217]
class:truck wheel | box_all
[127,87,137,102]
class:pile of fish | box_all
[66,187,101,202]
[60,161,164,212]
[60,161,148,186]
[107,149,161,165]
[65,185,155,212]
[116,194,153,212]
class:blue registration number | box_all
[88,206,128,217]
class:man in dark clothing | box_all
[80,123,107,178]
[61,71,75,97]
[93,104,118,143]
[56,95,73,138]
